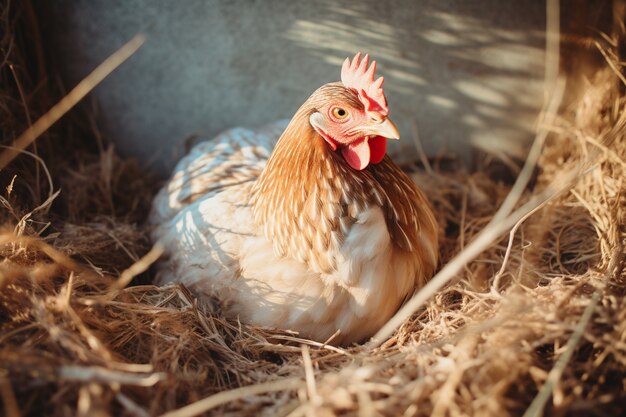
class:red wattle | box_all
[369,136,387,164]
[341,137,370,171]
[341,136,387,170]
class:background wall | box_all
[36,0,547,176]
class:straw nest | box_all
[1,2,625,416]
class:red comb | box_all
[341,52,388,116]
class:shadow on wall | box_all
[283,0,546,162]
[36,0,546,176]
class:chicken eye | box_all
[331,107,349,120]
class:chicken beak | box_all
[365,117,400,140]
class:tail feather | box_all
[150,120,288,226]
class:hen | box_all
[150,53,438,345]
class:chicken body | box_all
[151,57,438,345]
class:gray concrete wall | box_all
[36,0,546,176]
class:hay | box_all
[1,1,626,416]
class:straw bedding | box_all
[1,2,625,416]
